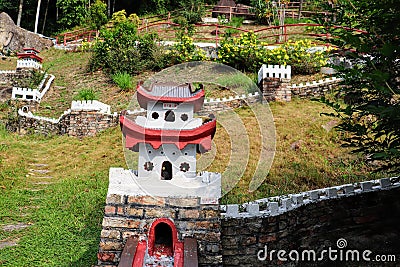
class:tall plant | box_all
[318,0,400,172]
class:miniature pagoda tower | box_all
[16,47,43,70]
[97,82,222,267]
[122,82,216,182]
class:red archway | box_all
[148,218,179,256]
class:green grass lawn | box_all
[0,49,384,266]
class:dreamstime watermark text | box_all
[257,238,397,263]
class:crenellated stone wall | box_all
[220,177,400,266]
[289,77,343,98]
[259,77,291,102]
[257,64,343,101]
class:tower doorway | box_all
[148,218,179,257]
[154,222,173,256]
[161,161,172,180]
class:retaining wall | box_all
[0,69,29,87]
[11,74,55,102]
[258,64,343,101]
[221,177,400,266]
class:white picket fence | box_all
[258,64,292,84]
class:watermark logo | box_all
[257,238,397,263]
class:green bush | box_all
[89,20,172,75]
[217,32,330,73]
[112,72,133,91]
[29,69,46,88]
[87,0,107,30]
[174,35,207,63]
[75,88,98,100]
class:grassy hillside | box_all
[0,48,384,266]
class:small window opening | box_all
[164,110,175,122]
[180,113,188,121]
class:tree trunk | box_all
[34,0,42,33]
[107,0,111,17]
[17,0,24,26]
[41,0,50,34]
[298,0,303,20]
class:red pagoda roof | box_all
[120,115,216,153]
[17,53,43,63]
[137,83,205,112]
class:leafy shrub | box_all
[112,72,133,91]
[282,39,331,74]
[87,0,107,30]
[128,14,140,27]
[174,35,207,63]
[218,32,264,71]
[75,88,98,100]
[111,10,129,25]
[250,0,277,25]
[222,16,244,38]
[89,20,172,75]
[218,32,330,73]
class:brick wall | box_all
[64,111,118,137]
[259,78,291,102]
[97,195,221,266]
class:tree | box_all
[87,0,107,30]
[34,0,41,33]
[41,0,50,33]
[319,0,400,172]
[17,0,23,26]
[56,0,88,30]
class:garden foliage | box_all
[317,0,400,172]
[218,32,330,73]
[112,72,133,91]
[89,17,172,75]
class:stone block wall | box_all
[259,77,343,102]
[199,92,260,115]
[290,77,342,98]
[18,115,59,135]
[98,195,221,266]
[221,178,400,266]
[0,69,31,87]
